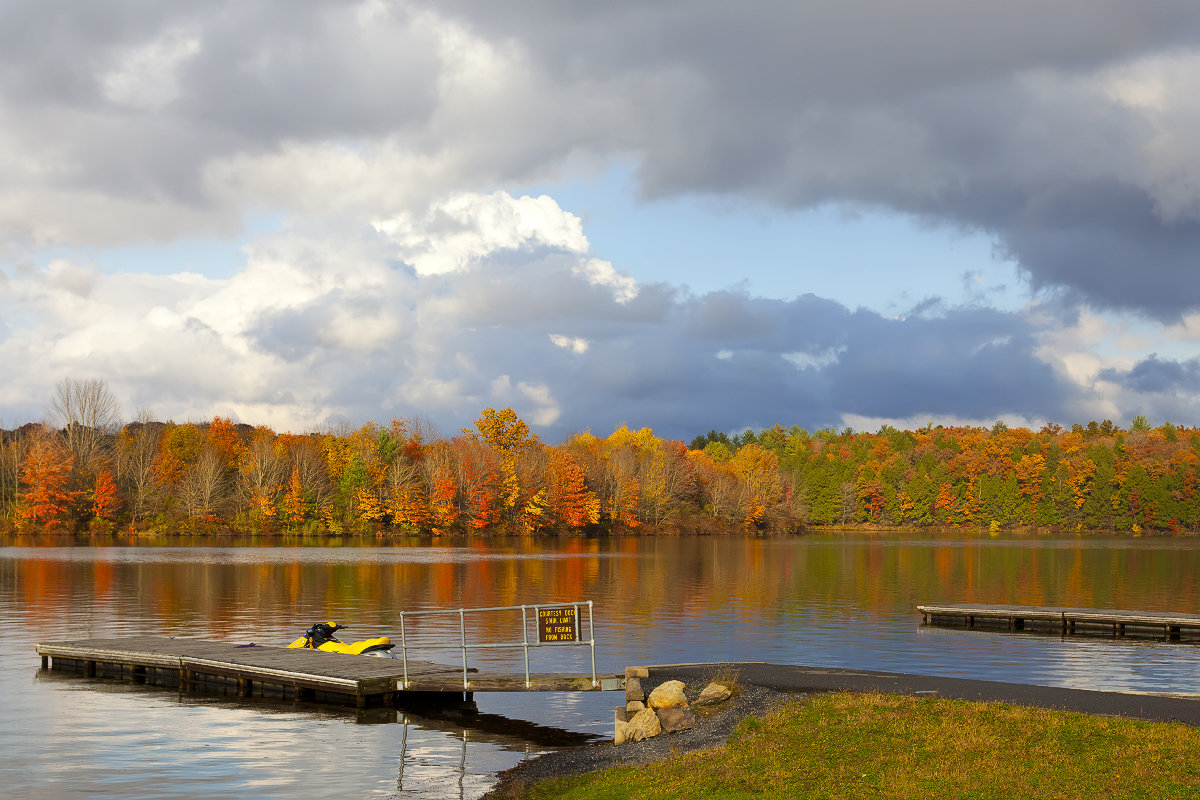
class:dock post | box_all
[41,655,48,669]
[460,609,468,691]
[237,678,252,697]
[85,660,96,677]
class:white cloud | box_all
[572,258,638,303]
[6,2,1200,437]
[549,334,589,354]
[373,191,588,275]
[783,347,845,370]
[102,29,202,109]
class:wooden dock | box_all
[918,604,1200,642]
[36,636,623,708]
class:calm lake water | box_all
[4,533,1200,799]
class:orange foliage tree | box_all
[92,466,120,521]
[16,428,78,531]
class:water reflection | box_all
[5,534,1200,798]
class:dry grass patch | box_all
[512,692,1200,800]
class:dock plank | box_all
[37,636,463,695]
[35,636,621,699]
[918,604,1200,641]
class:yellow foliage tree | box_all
[464,408,534,452]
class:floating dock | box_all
[36,636,623,708]
[918,604,1200,642]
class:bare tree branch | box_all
[48,378,122,468]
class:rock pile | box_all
[613,667,734,745]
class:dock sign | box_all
[537,606,578,644]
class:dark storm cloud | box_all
[179,3,440,141]
[434,1,1200,319]
[442,276,1070,440]
[999,182,1200,314]
[0,0,441,211]
[1101,355,1200,393]
[5,1,1200,318]
[0,191,1112,437]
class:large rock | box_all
[624,707,662,742]
[694,682,732,707]
[613,707,630,745]
[625,665,650,680]
[647,679,688,709]
[626,700,645,714]
[625,676,645,704]
[656,707,695,733]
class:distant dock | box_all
[36,636,623,708]
[918,604,1200,642]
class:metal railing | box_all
[396,600,597,690]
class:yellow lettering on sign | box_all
[538,606,578,643]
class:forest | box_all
[2,380,1198,537]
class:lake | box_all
[4,533,1200,798]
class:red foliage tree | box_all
[92,466,120,521]
[428,466,459,533]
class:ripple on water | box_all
[7,536,1200,799]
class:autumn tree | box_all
[639,439,695,526]
[380,437,427,532]
[238,426,285,526]
[15,426,78,532]
[282,466,309,526]
[464,408,535,452]
[726,443,783,530]
[464,408,543,531]
[453,438,501,530]
[280,434,333,522]
[686,448,739,522]
[427,467,459,534]
[152,423,204,491]
[91,465,120,522]
[546,449,600,529]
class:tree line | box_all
[2,381,1197,535]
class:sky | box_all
[2,0,1200,442]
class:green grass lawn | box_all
[508,692,1200,799]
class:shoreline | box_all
[2,526,1191,543]
[483,662,1200,798]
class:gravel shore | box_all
[481,660,1200,798]
[482,671,791,799]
